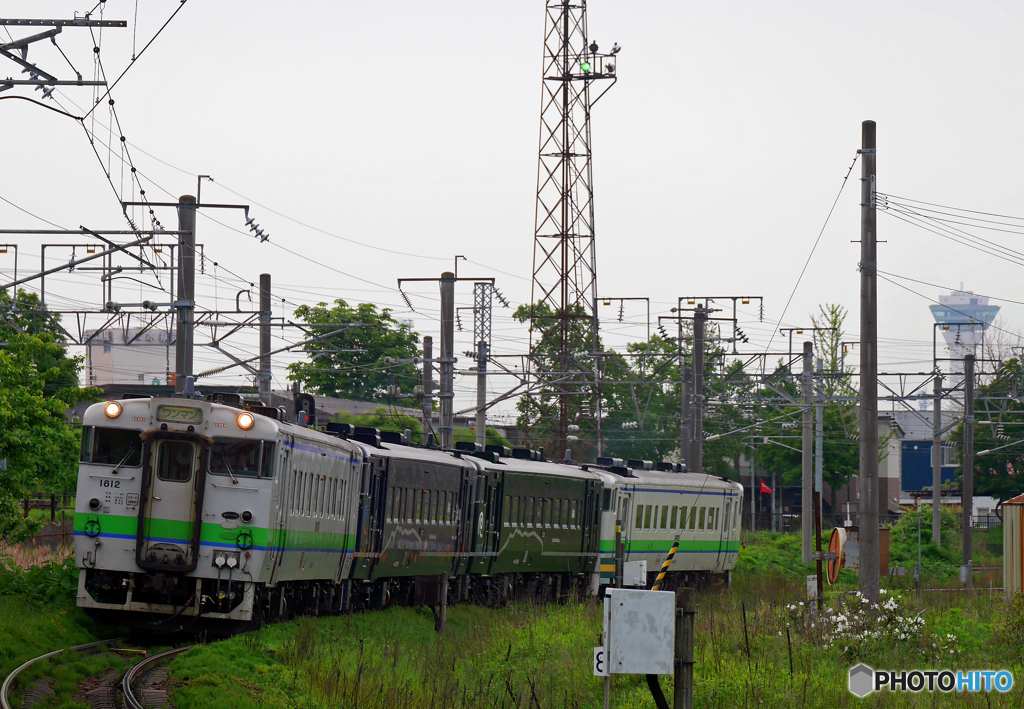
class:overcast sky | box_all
[2,1,1023,424]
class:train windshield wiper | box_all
[111,448,134,475]
[222,456,239,485]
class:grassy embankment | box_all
[1,509,1020,708]
[0,545,131,709]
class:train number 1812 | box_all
[99,479,121,488]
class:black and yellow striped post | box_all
[646,535,682,709]
[652,535,681,591]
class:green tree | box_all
[331,408,424,443]
[950,358,1024,507]
[288,300,420,404]
[0,292,98,543]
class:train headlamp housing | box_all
[236,412,255,430]
[103,401,122,419]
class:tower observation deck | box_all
[929,287,999,359]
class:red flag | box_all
[759,480,771,494]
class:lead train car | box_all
[74,395,742,632]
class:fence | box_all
[19,492,75,549]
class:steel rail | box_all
[1,638,122,709]
[122,646,192,709]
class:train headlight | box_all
[103,401,122,419]
[236,411,255,430]
[241,510,253,523]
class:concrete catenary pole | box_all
[932,374,943,545]
[259,273,271,404]
[439,272,455,449]
[801,341,813,564]
[679,314,689,471]
[174,195,196,393]
[815,357,825,608]
[963,353,975,588]
[422,336,433,443]
[691,306,706,475]
[859,119,880,600]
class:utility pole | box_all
[474,283,493,449]
[679,311,690,470]
[858,119,880,600]
[259,273,271,404]
[801,341,813,564]
[963,353,975,588]
[690,305,706,475]
[440,271,455,449]
[932,374,943,546]
[174,195,196,394]
[814,357,825,610]
[422,336,434,443]
[750,456,756,532]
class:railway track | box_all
[1,639,190,709]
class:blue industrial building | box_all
[900,439,957,493]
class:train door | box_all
[354,456,387,577]
[268,435,292,586]
[453,468,475,576]
[580,481,601,572]
[136,432,208,572]
[618,485,633,561]
[471,473,499,574]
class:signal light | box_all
[581,62,591,73]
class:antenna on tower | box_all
[525,0,618,458]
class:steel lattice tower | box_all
[528,0,617,456]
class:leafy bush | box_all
[887,506,962,578]
[0,555,77,603]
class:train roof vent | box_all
[244,405,280,420]
[121,392,152,400]
[207,392,244,407]
[626,459,653,470]
[467,450,500,464]
[608,465,634,478]
[352,432,382,448]
[656,462,674,472]
[380,430,409,446]
[455,442,482,453]
[486,445,511,458]
[511,447,541,461]
[354,426,381,437]
[326,422,353,438]
[596,457,624,467]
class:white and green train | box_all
[74,394,742,633]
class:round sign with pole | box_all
[826,527,846,585]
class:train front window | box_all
[210,439,269,478]
[157,440,196,482]
[81,426,143,467]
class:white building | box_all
[85,327,175,386]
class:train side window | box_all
[569,500,578,529]
[635,505,643,530]
[431,490,439,523]
[340,480,347,520]
[660,506,669,530]
[261,442,276,478]
[670,506,678,529]
[502,495,510,525]
[386,486,394,522]
[562,499,570,528]
[602,488,612,511]
[698,507,706,531]
[414,490,423,523]
[643,505,652,530]
[544,498,553,528]
[510,496,519,527]
[290,470,298,513]
[689,507,697,531]
[313,476,321,518]
[525,497,534,527]
[446,492,454,525]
